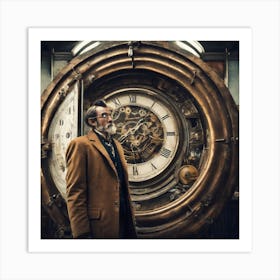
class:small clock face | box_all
[106,88,180,182]
[47,85,78,197]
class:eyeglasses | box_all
[97,112,112,119]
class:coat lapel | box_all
[87,130,118,176]
[113,139,129,183]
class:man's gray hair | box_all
[84,99,108,126]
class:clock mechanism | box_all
[106,88,180,183]
[41,41,239,238]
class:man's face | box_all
[94,106,117,135]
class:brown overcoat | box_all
[65,130,137,238]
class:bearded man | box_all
[65,100,137,239]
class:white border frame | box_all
[1,1,279,279]
[28,27,252,253]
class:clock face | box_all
[106,88,180,182]
[47,84,79,197]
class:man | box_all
[65,100,137,239]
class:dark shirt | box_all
[95,131,129,238]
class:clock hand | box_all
[129,118,146,134]
[118,130,131,143]
[118,118,146,143]
[148,134,164,141]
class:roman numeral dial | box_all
[47,83,79,198]
[106,88,180,182]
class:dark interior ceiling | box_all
[199,41,239,53]
[41,41,79,52]
[41,41,239,54]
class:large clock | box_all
[41,41,239,238]
[107,88,180,182]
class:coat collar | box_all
[87,130,117,174]
[87,130,128,183]
[87,130,128,181]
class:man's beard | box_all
[96,122,117,136]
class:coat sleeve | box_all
[65,139,91,238]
